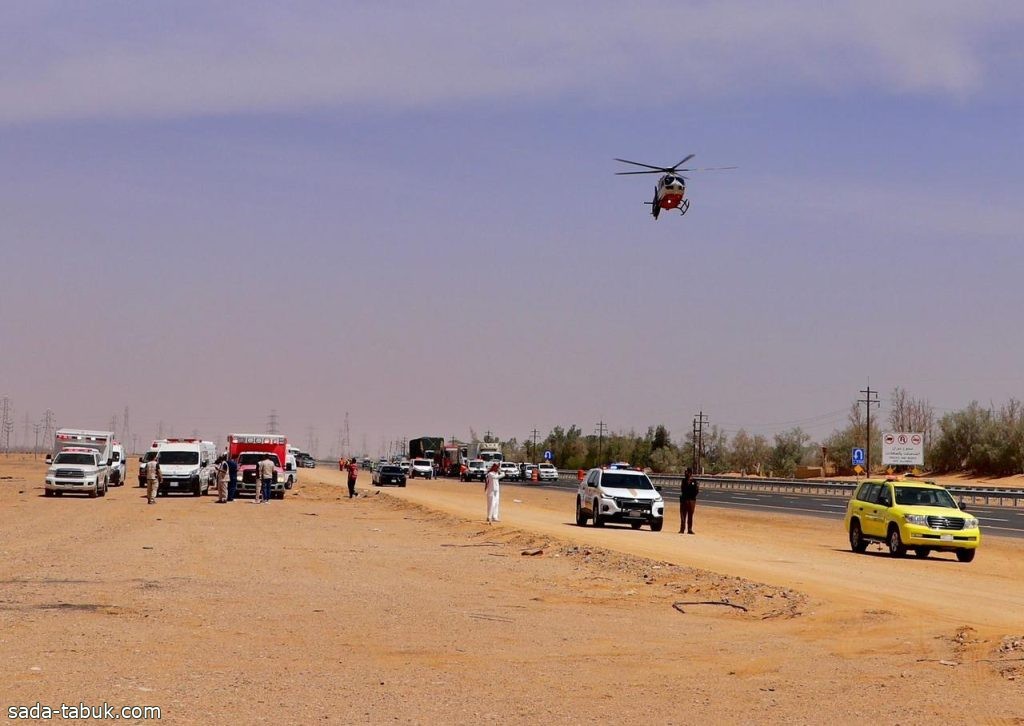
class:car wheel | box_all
[592,502,604,527]
[650,518,663,532]
[44,489,53,497]
[89,487,98,498]
[887,526,906,557]
[913,548,931,558]
[575,498,587,526]
[956,549,976,563]
[193,480,202,497]
[399,482,406,488]
[849,521,868,553]
[631,522,642,529]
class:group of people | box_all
[141,452,279,505]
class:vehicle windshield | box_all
[143,451,158,462]
[238,453,280,466]
[469,461,485,469]
[601,472,654,490]
[112,452,121,461]
[413,459,431,466]
[54,453,95,465]
[158,451,200,466]
[380,466,402,474]
[539,463,554,469]
[894,486,957,508]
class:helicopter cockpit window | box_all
[663,176,675,184]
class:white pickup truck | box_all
[45,447,110,498]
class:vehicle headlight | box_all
[964,517,979,529]
[904,514,928,526]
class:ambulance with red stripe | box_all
[228,433,290,500]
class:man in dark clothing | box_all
[679,468,698,534]
[227,454,239,502]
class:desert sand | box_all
[1,454,1022,724]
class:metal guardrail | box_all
[555,470,1024,508]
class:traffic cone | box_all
[532,467,539,483]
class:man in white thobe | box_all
[485,463,501,523]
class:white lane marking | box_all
[981,517,1009,522]
[730,495,761,501]
[822,504,846,509]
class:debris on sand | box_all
[521,548,543,556]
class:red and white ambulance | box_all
[228,433,289,500]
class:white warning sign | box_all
[882,432,924,466]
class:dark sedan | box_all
[372,464,407,487]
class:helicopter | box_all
[615,154,736,219]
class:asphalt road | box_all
[513,479,1024,539]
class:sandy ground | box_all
[1,454,1023,725]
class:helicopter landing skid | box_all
[677,199,690,216]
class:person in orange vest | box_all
[459,461,468,482]
[346,459,359,498]
[577,468,585,482]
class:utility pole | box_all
[0,397,13,453]
[859,385,880,475]
[156,420,165,440]
[530,428,540,463]
[122,406,131,445]
[595,420,608,465]
[693,411,709,474]
[343,412,350,458]
[22,412,31,451]
[109,414,118,435]
[267,410,280,435]
[32,422,42,458]
[42,409,56,445]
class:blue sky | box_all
[2,1,1023,455]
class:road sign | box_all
[851,448,865,466]
[853,464,864,475]
[543,450,553,461]
[882,431,924,466]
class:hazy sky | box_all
[2,1,1023,455]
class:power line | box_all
[595,420,608,464]
[859,385,880,475]
[693,411,709,473]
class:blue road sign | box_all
[543,450,553,461]
[852,448,865,466]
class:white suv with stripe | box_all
[575,467,665,531]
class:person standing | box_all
[484,463,501,523]
[346,459,359,498]
[258,455,275,504]
[215,455,229,503]
[145,456,162,505]
[679,468,699,534]
[227,453,238,502]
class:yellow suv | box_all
[844,479,981,562]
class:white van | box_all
[109,443,126,486]
[155,438,215,497]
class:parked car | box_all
[462,459,487,482]
[409,458,434,479]
[520,463,538,481]
[537,462,558,482]
[844,478,981,561]
[399,460,411,475]
[373,464,407,487]
[499,461,520,481]
[575,467,665,531]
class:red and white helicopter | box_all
[615,154,736,219]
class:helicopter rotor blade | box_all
[670,153,696,170]
[676,166,738,173]
[615,170,667,175]
[614,158,674,172]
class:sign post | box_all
[881,432,924,467]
